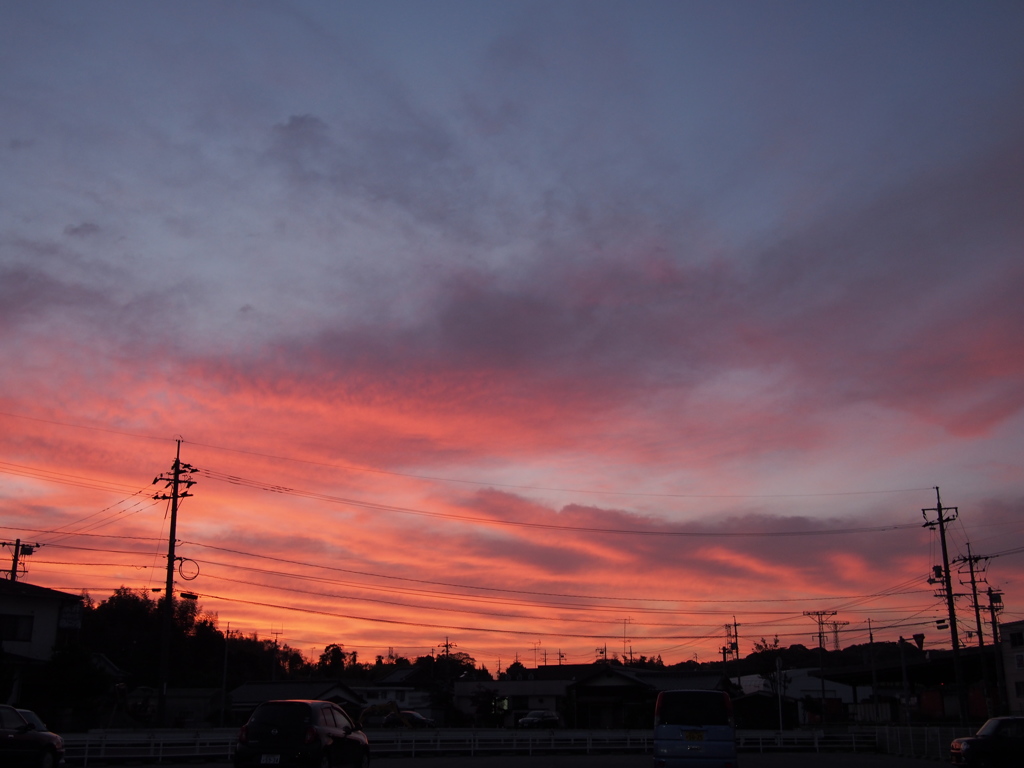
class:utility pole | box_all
[955,543,991,717]
[922,487,967,725]
[153,439,197,726]
[868,619,878,702]
[220,623,231,726]
[804,611,836,725]
[439,636,456,659]
[724,618,740,686]
[270,628,282,680]
[732,617,740,686]
[956,543,988,646]
[898,636,911,725]
[987,588,1005,714]
[2,539,40,581]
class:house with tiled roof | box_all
[453,662,732,728]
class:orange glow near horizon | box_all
[4,401,1017,673]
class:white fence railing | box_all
[64,729,237,765]
[737,730,877,753]
[870,724,963,761]
[61,724,965,764]
[365,728,654,756]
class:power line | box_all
[182,539,932,607]
[28,552,936,626]
[0,410,933,500]
[189,439,932,499]
[30,531,937,616]
[0,527,166,544]
[0,411,171,444]
[187,590,786,641]
[201,468,922,537]
[181,563,937,622]
[0,460,143,495]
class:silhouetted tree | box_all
[319,643,346,676]
[502,660,527,680]
[749,635,790,695]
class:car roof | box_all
[260,700,327,708]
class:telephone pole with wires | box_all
[153,439,198,725]
[2,538,40,581]
[987,588,1005,712]
[955,543,992,716]
[922,486,967,725]
[804,610,836,724]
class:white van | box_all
[653,689,737,768]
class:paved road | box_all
[178,754,942,768]
[370,754,940,768]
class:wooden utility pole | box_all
[987,588,1005,714]
[804,611,837,724]
[956,543,992,716]
[153,439,197,725]
[922,486,967,725]
[2,539,39,581]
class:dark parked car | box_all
[234,699,369,768]
[382,710,435,728]
[517,709,560,728]
[16,710,49,732]
[0,705,65,768]
[951,716,1024,766]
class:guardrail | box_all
[871,724,962,761]
[62,724,961,764]
[737,730,877,753]
[64,729,237,766]
[366,728,653,757]
[64,728,654,764]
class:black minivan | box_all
[234,699,369,768]
[653,689,737,768]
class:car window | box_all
[0,706,26,729]
[333,706,353,729]
[1002,720,1024,738]
[656,691,731,727]
[319,706,337,728]
[251,701,312,727]
[17,710,45,730]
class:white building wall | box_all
[737,668,866,704]
[1000,619,1024,715]
[0,594,63,661]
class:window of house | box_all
[1016,654,1024,669]
[1010,631,1024,647]
[0,614,33,642]
[1015,681,1024,698]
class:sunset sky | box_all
[2,1,1023,672]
